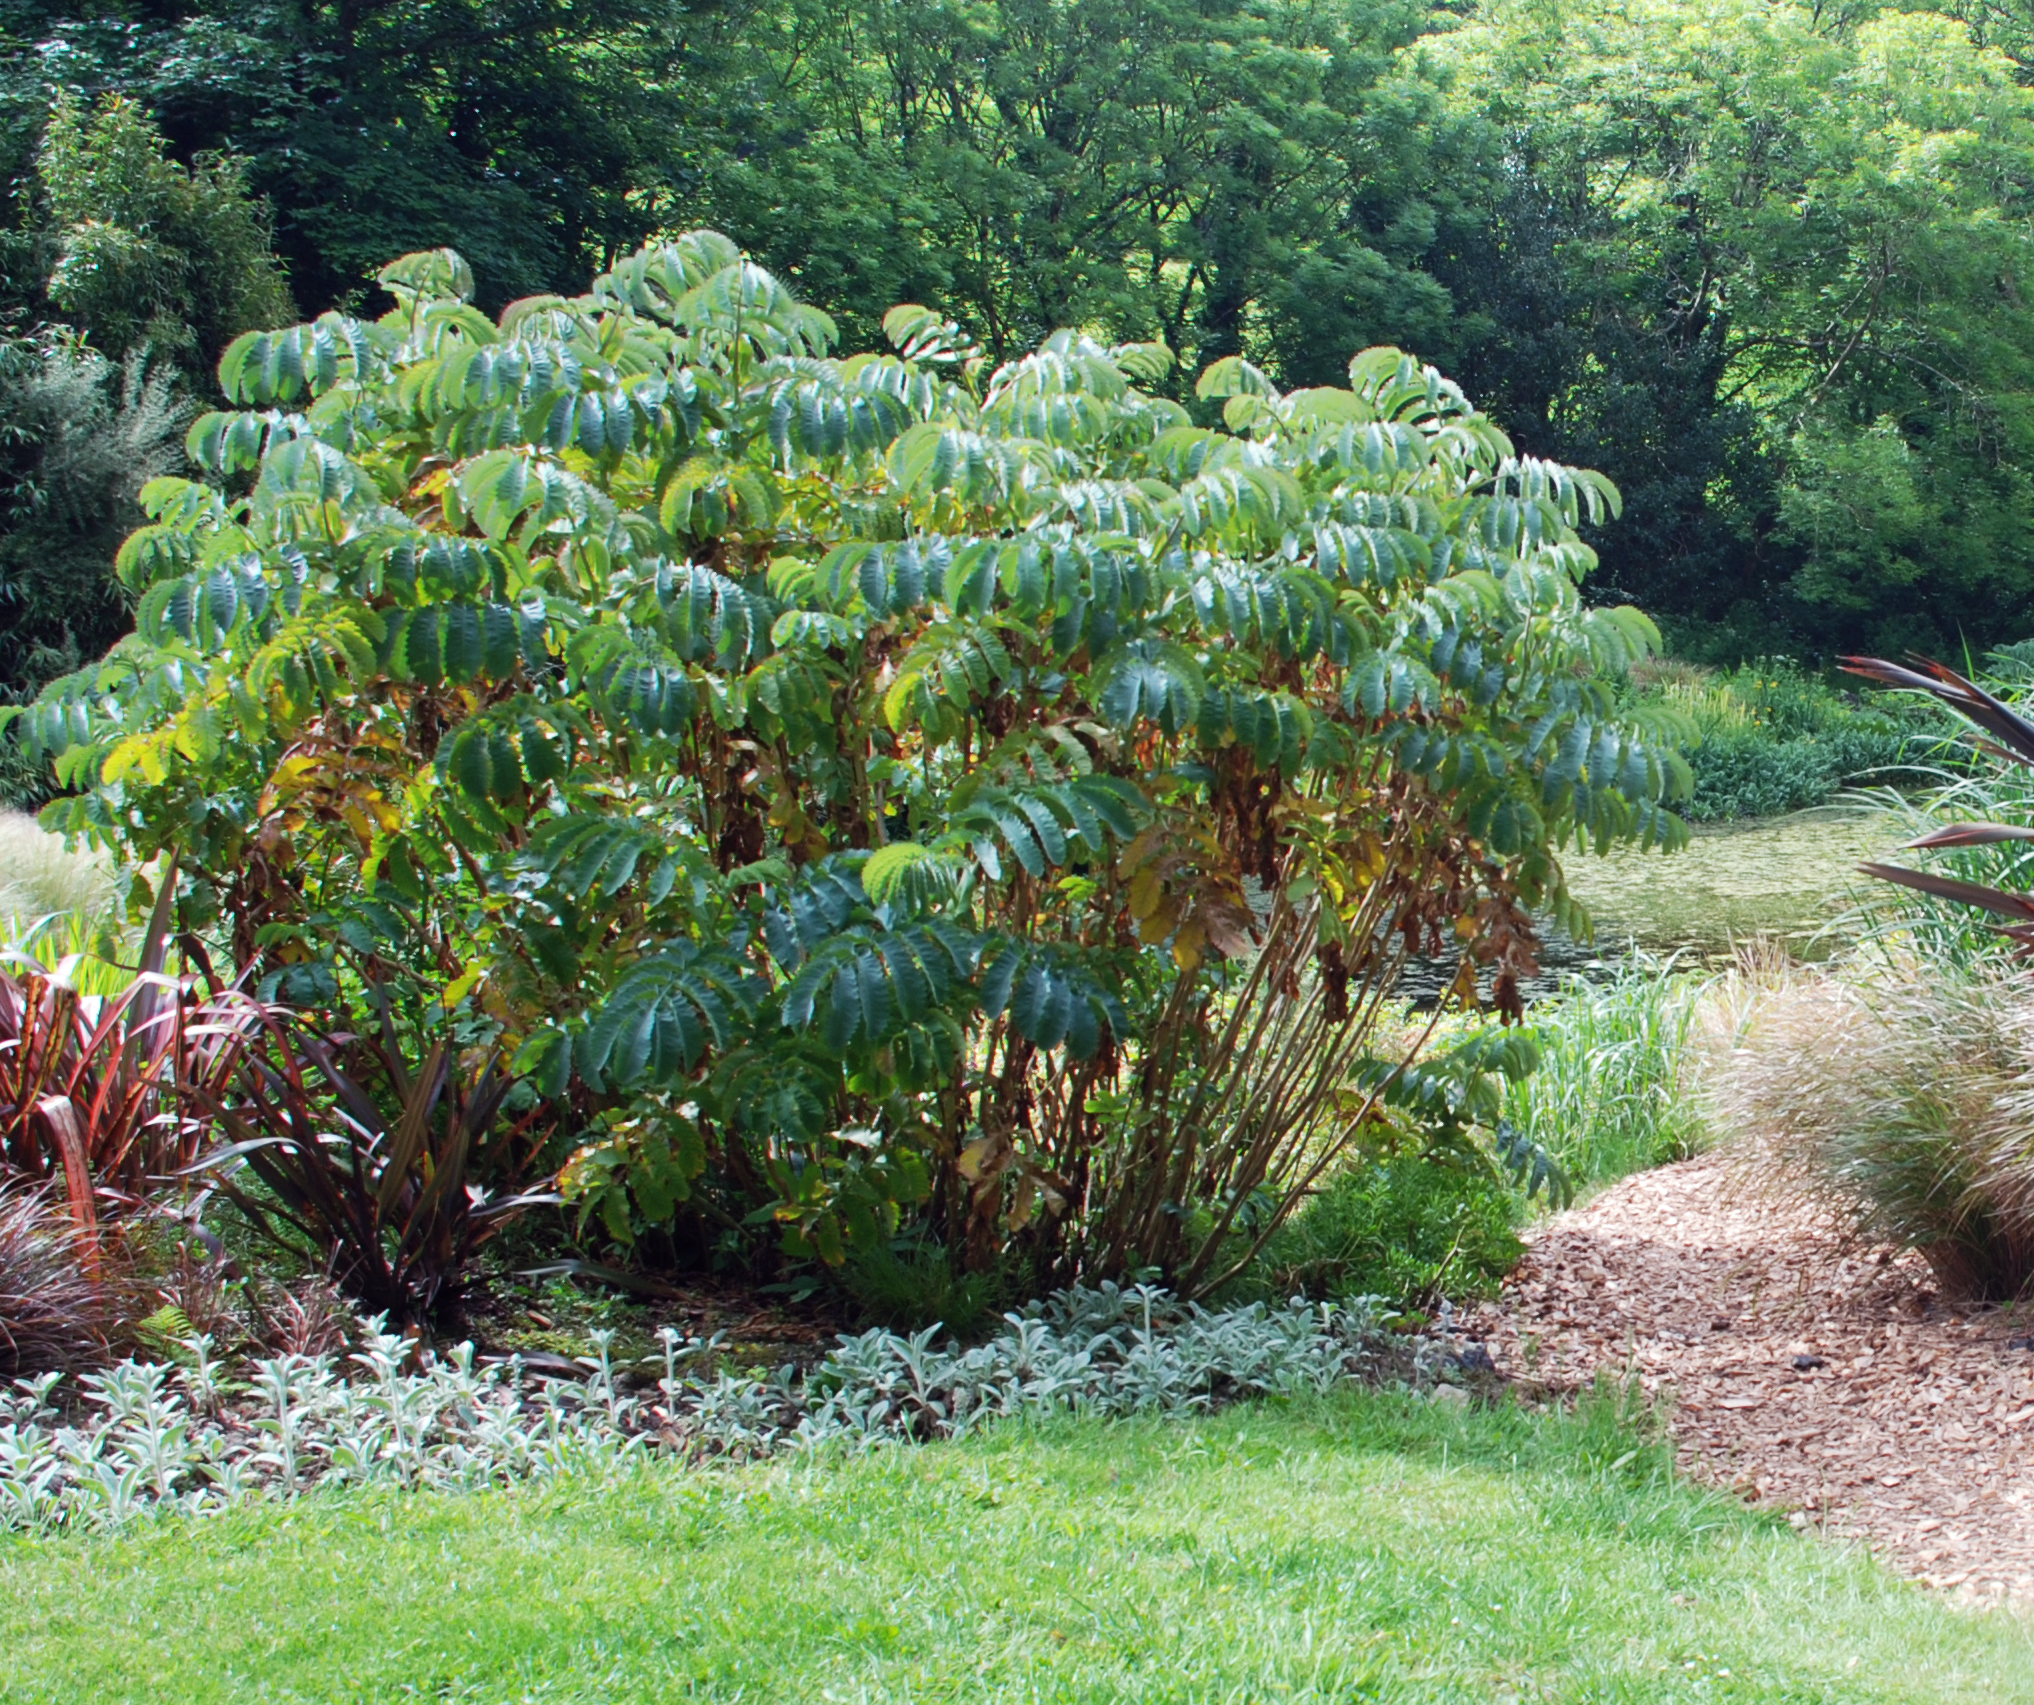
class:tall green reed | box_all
[0,910,144,997]
[1844,764,2034,971]
[1506,958,1709,1192]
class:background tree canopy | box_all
[4,0,2034,668]
[1434,0,2034,657]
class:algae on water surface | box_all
[1396,809,1890,1004]
[1563,806,1896,962]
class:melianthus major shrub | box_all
[16,235,1689,1290]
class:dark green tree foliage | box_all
[1435,0,2034,656]
[1422,174,1778,646]
[1,0,694,315]
[8,0,2034,662]
[704,0,1467,375]
[1941,0,2034,79]
[0,331,187,713]
[252,0,693,312]
[702,0,2034,654]
[31,94,293,379]
[1,91,293,381]
[0,93,281,786]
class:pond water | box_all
[1560,805,1899,965]
[1399,805,1902,1003]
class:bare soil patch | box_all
[1469,1151,2034,1600]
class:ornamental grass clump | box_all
[0,1189,108,1375]
[0,812,118,924]
[1705,958,2034,1301]
[1705,651,2034,1300]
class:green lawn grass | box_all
[3,1388,2029,1703]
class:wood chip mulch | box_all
[1466,1152,2034,1601]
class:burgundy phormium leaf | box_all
[1842,655,2034,765]
[1848,656,2034,945]
[189,990,555,1327]
[1857,861,2034,923]
[1904,823,2034,850]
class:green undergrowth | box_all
[1227,957,1709,1312]
[1629,658,1941,821]
[1234,1158,1524,1309]
[4,1388,2030,1703]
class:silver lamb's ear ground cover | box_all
[0,1284,1391,1533]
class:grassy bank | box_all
[4,1391,2030,1703]
[1631,659,1938,821]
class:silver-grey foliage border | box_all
[1,1284,1410,1534]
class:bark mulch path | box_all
[1466,1151,2034,1601]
